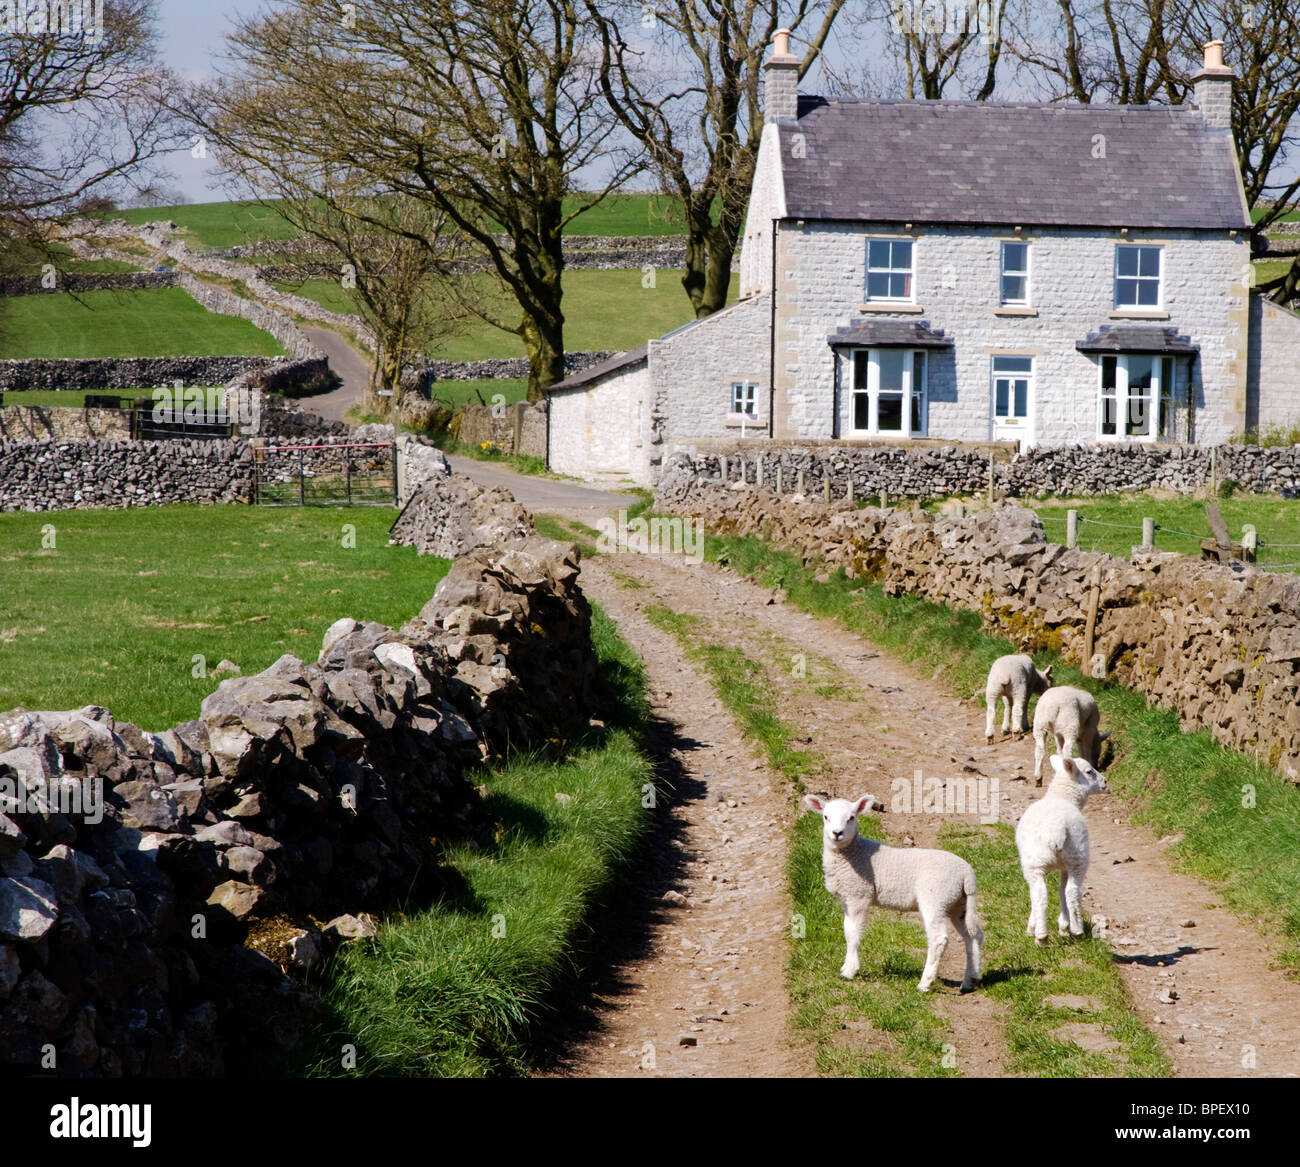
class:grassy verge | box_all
[694,527,1300,975]
[0,505,445,731]
[303,604,652,1076]
[0,288,287,359]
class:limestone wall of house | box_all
[738,123,786,298]
[549,363,650,483]
[651,295,771,467]
[774,222,1251,447]
[1249,293,1300,432]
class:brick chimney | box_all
[1193,40,1235,130]
[763,28,799,123]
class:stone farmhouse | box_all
[547,33,1300,486]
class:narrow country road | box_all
[300,327,372,422]
[446,455,641,526]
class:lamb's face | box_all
[802,793,871,849]
[1050,754,1107,796]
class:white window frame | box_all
[865,238,915,303]
[1114,245,1163,310]
[729,380,758,418]
[1000,241,1031,306]
[1097,354,1176,442]
[847,348,927,437]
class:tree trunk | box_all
[520,312,565,402]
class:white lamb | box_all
[1015,754,1107,943]
[802,793,983,993]
[984,654,1053,741]
[1032,684,1106,785]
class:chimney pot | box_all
[772,28,793,59]
[1204,39,1225,70]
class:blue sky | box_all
[153,0,263,203]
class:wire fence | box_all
[1037,509,1300,574]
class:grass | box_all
[428,377,529,409]
[689,524,1300,976]
[302,604,652,1077]
[1,389,140,408]
[0,505,447,731]
[99,193,692,250]
[1235,419,1300,448]
[643,594,1168,1076]
[0,288,286,359]
[276,268,738,360]
[1026,494,1300,572]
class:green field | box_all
[278,268,737,360]
[0,505,446,731]
[1027,494,1300,573]
[102,192,692,251]
[0,389,235,409]
[0,288,286,359]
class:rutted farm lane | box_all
[549,546,1300,1078]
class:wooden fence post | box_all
[1083,562,1103,675]
[797,468,805,496]
[1243,524,1258,563]
[1142,516,1155,548]
[881,488,888,510]
[720,455,728,482]
[1067,509,1078,549]
[757,456,764,488]
[847,478,854,504]
[776,464,783,495]
[823,476,831,502]
[987,455,995,505]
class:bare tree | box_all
[587,1,846,319]
[0,1,178,245]
[191,0,638,400]
[1005,0,1177,104]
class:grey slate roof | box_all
[781,97,1251,231]
[828,319,953,347]
[546,345,647,394]
[1075,325,1199,354]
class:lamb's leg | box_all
[1064,863,1086,936]
[917,908,948,993]
[1033,729,1046,785]
[950,903,982,993]
[1001,694,1011,734]
[1012,690,1027,736]
[1025,868,1049,943]
[840,902,867,979]
[985,687,996,740]
[1057,870,1073,936]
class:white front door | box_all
[991,355,1034,449]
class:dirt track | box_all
[543,548,1300,1079]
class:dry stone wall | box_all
[674,441,1300,499]
[456,402,548,458]
[0,518,605,1075]
[0,406,132,443]
[657,454,1300,782]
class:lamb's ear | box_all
[802,793,826,814]
[853,795,874,815]
[1043,665,1054,682]
[1049,754,1073,778]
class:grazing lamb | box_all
[1032,684,1106,785]
[984,654,1053,741]
[1015,754,1108,943]
[802,793,982,993]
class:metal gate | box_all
[252,441,398,506]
